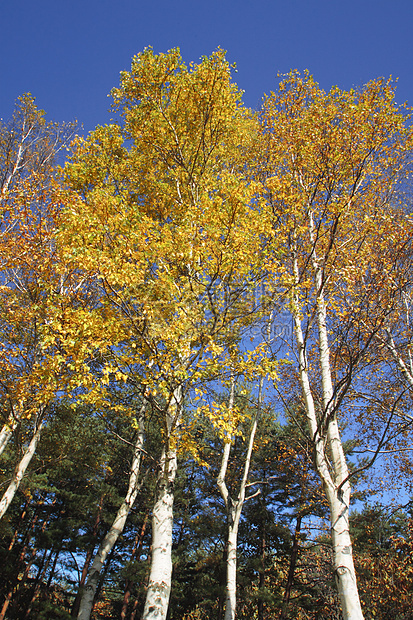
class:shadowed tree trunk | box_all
[77,408,145,620]
[280,515,302,620]
[120,511,149,619]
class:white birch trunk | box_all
[0,136,26,197]
[225,526,238,620]
[0,405,23,457]
[142,388,182,620]
[76,410,145,620]
[0,420,17,457]
[311,226,363,620]
[0,414,44,520]
[291,239,364,620]
[141,448,177,620]
[384,328,413,390]
[217,377,262,620]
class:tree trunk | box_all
[291,242,364,620]
[71,495,104,617]
[217,540,228,620]
[384,328,413,389]
[0,412,45,520]
[141,386,182,620]
[217,376,263,620]
[141,445,177,620]
[46,544,62,588]
[23,545,54,619]
[257,508,265,620]
[0,418,18,457]
[121,512,149,619]
[130,597,140,620]
[280,515,302,620]
[77,410,145,620]
[5,496,31,555]
[0,591,13,620]
[224,525,238,620]
[93,543,117,612]
[1,508,50,620]
[312,238,363,620]
[71,542,97,617]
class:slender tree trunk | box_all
[280,515,302,620]
[5,497,31,555]
[141,445,177,620]
[217,540,228,620]
[93,543,117,612]
[121,570,133,616]
[291,240,364,620]
[132,554,151,620]
[224,523,239,620]
[121,583,133,618]
[312,236,363,620]
[384,328,413,389]
[0,412,45,520]
[46,544,62,589]
[1,508,50,620]
[0,402,24,457]
[71,495,105,617]
[0,418,18,456]
[23,545,54,619]
[217,379,236,620]
[121,512,149,619]
[130,597,140,620]
[77,409,145,620]
[142,387,182,620]
[257,501,266,620]
[217,376,263,620]
[0,120,31,197]
[0,500,43,620]
[0,591,13,620]
[71,542,98,617]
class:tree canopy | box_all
[1,49,413,620]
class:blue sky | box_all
[1,0,413,132]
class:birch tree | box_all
[76,403,146,619]
[0,95,76,458]
[216,376,264,620]
[370,243,413,483]
[258,72,413,620]
[0,174,87,518]
[60,48,264,620]
[0,93,74,199]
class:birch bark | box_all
[0,404,23,457]
[141,387,182,620]
[291,236,364,620]
[0,418,18,457]
[0,409,45,520]
[258,70,413,620]
[76,407,145,620]
[217,377,263,620]
[384,328,413,390]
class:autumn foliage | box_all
[0,50,413,620]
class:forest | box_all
[0,48,413,620]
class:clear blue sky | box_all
[1,0,413,132]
